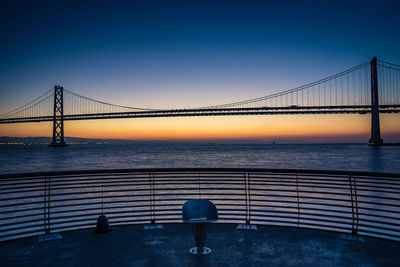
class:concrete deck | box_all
[1,223,399,266]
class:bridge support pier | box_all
[49,85,68,147]
[368,57,383,146]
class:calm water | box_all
[1,143,399,242]
[0,143,399,174]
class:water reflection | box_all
[0,143,399,174]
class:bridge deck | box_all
[1,105,399,124]
[1,223,399,266]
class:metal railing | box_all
[0,168,399,242]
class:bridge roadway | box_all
[1,104,399,124]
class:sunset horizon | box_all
[1,1,400,265]
[1,112,399,142]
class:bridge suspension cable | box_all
[0,88,53,119]
[63,89,156,116]
[377,59,400,106]
[203,61,373,109]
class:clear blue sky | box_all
[0,0,399,141]
[1,0,399,110]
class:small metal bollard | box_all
[94,214,111,233]
[182,199,218,255]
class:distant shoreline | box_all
[0,136,373,146]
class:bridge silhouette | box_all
[1,57,399,146]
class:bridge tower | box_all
[49,85,68,146]
[369,57,383,146]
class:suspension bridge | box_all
[0,57,399,146]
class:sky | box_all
[0,0,399,142]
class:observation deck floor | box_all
[1,223,399,267]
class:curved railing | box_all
[0,168,399,242]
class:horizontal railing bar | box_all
[49,213,179,228]
[0,206,43,214]
[251,200,400,214]
[0,229,45,240]
[251,204,352,214]
[252,214,352,227]
[39,197,245,210]
[253,198,400,211]
[0,188,48,195]
[43,210,354,227]
[1,168,399,179]
[0,181,45,188]
[251,211,352,222]
[41,188,355,199]
[1,200,397,217]
[297,224,350,234]
[0,175,349,186]
[249,193,348,202]
[0,223,44,234]
[1,177,398,194]
[1,183,398,198]
[250,218,351,231]
[42,190,354,201]
[358,221,400,231]
[49,212,242,226]
[358,227,400,238]
[0,195,45,202]
[0,212,44,222]
[23,193,245,204]
[1,174,399,186]
[0,206,44,215]
[355,200,400,208]
[10,175,400,187]
[358,231,400,240]
[2,206,398,228]
[0,218,48,228]
[1,178,398,190]
[358,212,400,220]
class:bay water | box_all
[0,143,399,174]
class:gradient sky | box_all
[0,0,399,141]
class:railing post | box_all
[38,175,63,241]
[244,171,251,225]
[296,173,300,228]
[237,171,256,230]
[349,175,359,235]
[44,175,51,234]
[150,172,155,224]
[248,172,251,225]
[144,171,162,230]
[101,175,104,214]
[198,173,201,199]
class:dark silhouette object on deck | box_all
[182,199,218,255]
[94,215,111,233]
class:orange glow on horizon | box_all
[1,114,399,142]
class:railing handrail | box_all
[1,167,399,179]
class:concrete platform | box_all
[1,223,399,266]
